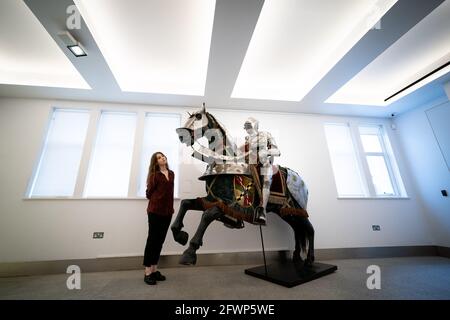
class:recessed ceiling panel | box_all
[0,0,90,89]
[327,0,450,106]
[231,0,397,101]
[74,0,215,96]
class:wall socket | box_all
[93,232,104,239]
[372,225,381,231]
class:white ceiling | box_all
[231,0,397,101]
[0,0,89,89]
[327,0,450,106]
[0,0,449,117]
[74,0,215,96]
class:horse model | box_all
[171,104,315,267]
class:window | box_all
[28,107,182,199]
[324,123,367,197]
[84,111,137,197]
[138,113,180,198]
[28,109,90,197]
[324,122,406,198]
[359,125,396,196]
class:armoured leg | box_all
[254,163,272,225]
[262,176,271,209]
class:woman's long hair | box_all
[146,152,169,185]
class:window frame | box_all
[82,110,139,198]
[355,124,401,197]
[25,107,91,198]
[137,112,182,199]
[323,122,369,198]
[325,121,407,199]
[25,105,182,200]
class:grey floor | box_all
[0,256,449,300]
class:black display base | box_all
[245,261,338,288]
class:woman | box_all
[143,152,174,285]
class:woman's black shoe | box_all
[144,274,156,285]
[151,271,166,281]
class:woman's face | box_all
[156,153,167,167]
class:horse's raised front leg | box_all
[171,198,203,246]
[179,206,223,265]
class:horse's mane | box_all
[205,112,242,157]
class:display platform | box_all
[245,261,338,288]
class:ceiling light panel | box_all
[231,0,397,101]
[74,0,215,96]
[0,0,90,89]
[326,0,450,106]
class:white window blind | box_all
[28,109,90,197]
[138,113,180,198]
[324,123,366,197]
[84,111,137,197]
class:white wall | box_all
[394,96,450,247]
[0,97,433,263]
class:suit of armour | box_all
[243,118,280,224]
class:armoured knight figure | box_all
[242,117,280,225]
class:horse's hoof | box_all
[171,222,184,231]
[292,253,303,264]
[304,257,315,268]
[292,250,302,262]
[174,230,189,246]
[179,252,197,265]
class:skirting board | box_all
[0,245,448,278]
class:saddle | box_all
[198,165,308,227]
[248,164,287,205]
